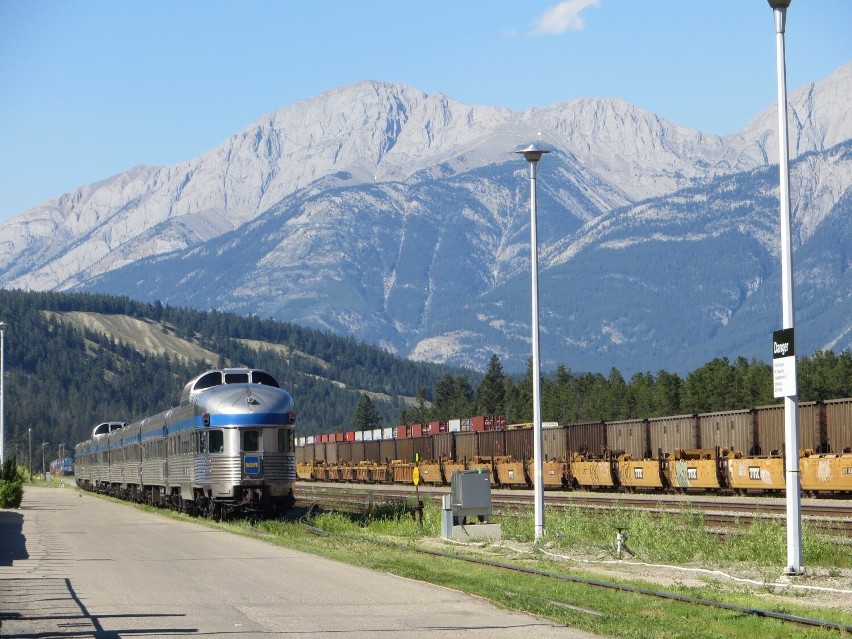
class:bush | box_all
[0,459,25,508]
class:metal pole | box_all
[768,0,803,575]
[28,427,32,482]
[0,321,6,463]
[516,145,549,542]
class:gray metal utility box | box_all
[450,470,492,525]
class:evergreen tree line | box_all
[1,290,851,462]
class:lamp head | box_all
[767,0,791,8]
[515,144,551,163]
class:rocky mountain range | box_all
[1,63,850,376]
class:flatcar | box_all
[75,368,297,519]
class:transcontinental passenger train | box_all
[75,368,297,519]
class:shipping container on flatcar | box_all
[454,432,478,461]
[754,402,823,454]
[605,419,649,460]
[506,427,533,461]
[478,430,506,458]
[824,398,852,453]
[565,421,605,456]
[699,409,756,455]
[648,415,698,456]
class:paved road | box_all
[0,486,600,638]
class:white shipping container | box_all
[355,431,364,442]
[306,435,315,445]
[372,428,383,441]
[296,436,306,447]
[449,419,461,432]
[382,427,394,440]
[543,422,560,429]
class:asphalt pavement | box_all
[0,485,601,638]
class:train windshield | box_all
[243,430,260,452]
[194,372,222,391]
[251,371,280,387]
[197,429,225,453]
[225,371,250,384]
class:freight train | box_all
[296,399,852,496]
[49,456,75,476]
[75,368,298,519]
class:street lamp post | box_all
[28,427,32,482]
[0,321,7,463]
[42,442,49,478]
[516,144,549,542]
[768,0,803,575]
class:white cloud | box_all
[532,0,600,35]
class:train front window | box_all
[243,430,260,452]
[225,372,250,384]
[251,371,280,387]
[194,372,222,391]
[209,430,224,453]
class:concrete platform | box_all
[0,485,600,638]
[444,523,503,541]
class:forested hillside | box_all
[1,289,851,468]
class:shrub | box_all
[0,459,25,508]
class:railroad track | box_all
[294,481,852,536]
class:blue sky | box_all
[1,0,849,224]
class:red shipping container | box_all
[335,433,345,442]
[410,424,423,438]
[396,425,409,439]
[344,431,355,442]
[470,416,486,432]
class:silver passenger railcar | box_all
[75,368,297,518]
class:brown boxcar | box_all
[542,425,567,461]
[432,432,455,459]
[648,415,698,456]
[565,421,606,456]
[755,402,823,454]
[506,428,534,461]
[395,437,414,464]
[699,409,755,454]
[478,430,507,458]
[454,432,478,461]
[824,398,852,453]
[412,436,434,462]
[605,419,649,459]
[379,439,396,463]
[364,441,381,464]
